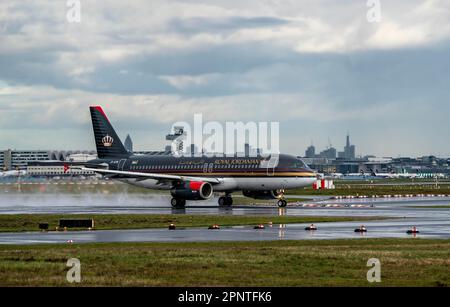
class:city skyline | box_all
[1,1,450,157]
[1,130,448,159]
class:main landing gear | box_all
[218,195,233,206]
[171,198,186,208]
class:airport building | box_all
[0,151,4,171]
[1,150,50,170]
[1,149,96,172]
[303,154,450,177]
[26,161,96,176]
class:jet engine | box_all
[170,181,213,200]
[242,190,283,200]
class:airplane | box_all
[344,169,419,180]
[71,106,317,208]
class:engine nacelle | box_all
[171,181,213,200]
[242,190,283,200]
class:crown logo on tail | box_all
[102,135,114,147]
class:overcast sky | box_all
[1,0,450,157]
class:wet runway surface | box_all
[0,192,449,244]
[0,193,449,218]
[0,218,448,245]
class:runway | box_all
[0,192,449,244]
[0,218,449,245]
[0,192,449,219]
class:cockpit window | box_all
[292,162,304,168]
[292,159,308,169]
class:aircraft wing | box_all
[80,167,221,184]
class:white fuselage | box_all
[122,176,316,192]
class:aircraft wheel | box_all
[218,196,232,207]
[226,197,233,206]
[171,198,186,208]
[277,199,287,208]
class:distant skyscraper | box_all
[338,133,356,159]
[319,147,337,159]
[305,145,316,158]
[124,134,133,152]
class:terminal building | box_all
[26,161,96,176]
[1,149,97,177]
[1,150,50,171]
[0,151,4,171]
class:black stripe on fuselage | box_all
[93,153,316,178]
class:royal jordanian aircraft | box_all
[75,106,316,208]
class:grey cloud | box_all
[1,0,450,156]
[169,16,290,34]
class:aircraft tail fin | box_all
[89,106,130,159]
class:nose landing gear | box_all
[277,199,287,207]
[277,190,287,207]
